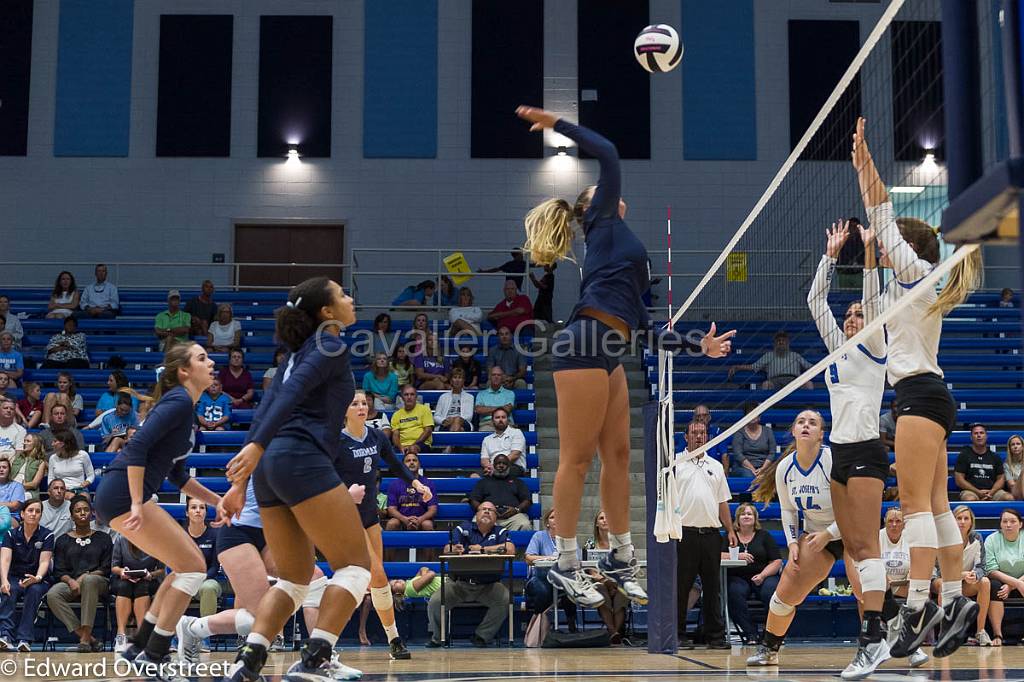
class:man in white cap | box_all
[154,290,191,351]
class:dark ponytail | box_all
[275,277,335,352]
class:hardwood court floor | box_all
[2,643,1022,681]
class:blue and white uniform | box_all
[775,446,842,559]
[336,426,412,528]
[216,478,267,554]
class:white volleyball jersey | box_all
[807,255,887,444]
[879,528,910,584]
[869,202,943,384]
[776,446,840,546]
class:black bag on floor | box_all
[542,628,611,648]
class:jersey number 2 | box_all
[363,457,373,474]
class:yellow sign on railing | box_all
[726,252,748,282]
[443,252,473,285]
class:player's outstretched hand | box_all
[825,220,850,259]
[413,479,433,503]
[515,106,559,132]
[701,322,737,358]
[852,116,872,172]
[219,482,247,522]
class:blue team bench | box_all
[665,388,1024,407]
[651,369,1024,388]
[654,319,1022,336]
[645,352,1023,369]
[728,501,1022,520]
[673,430,1022,451]
[7,288,289,304]
[87,451,540,471]
[157,502,540,522]
[727,475,989,496]
[672,408,1024,427]
[718,338,1021,353]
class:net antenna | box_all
[652,206,680,543]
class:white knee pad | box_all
[328,565,372,603]
[855,558,887,594]
[769,593,795,617]
[271,579,310,612]
[302,576,328,609]
[171,572,207,596]
[903,511,938,549]
[370,585,394,612]
[234,609,255,637]
[934,511,962,548]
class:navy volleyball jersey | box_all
[337,426,413,501]
[554,119,650,331]
[246,333,354,460]
[103,385,195,497]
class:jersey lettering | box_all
[794,495,821,511]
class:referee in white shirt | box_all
[676,421,737,648]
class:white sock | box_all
[234,609,255,638]
[187,617,213,639]
[907,580,930,609]
[609,532,634,561]
[154,626,174,638]
[246,633,271,649]
[144,612,158,625]
[310,628,339,647]
[555,536,579,570]
[941,581,963,602]
[383,623,399,641]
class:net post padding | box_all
[644,398,677,654]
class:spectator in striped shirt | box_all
[728,331,813,390]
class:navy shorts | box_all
[894,373,957,437]
[551,317,628,374]
[830,439,890,485]
[252,435,343,508]
[93,469,132,525]
[216,523,266,555]
[357,498,380,529]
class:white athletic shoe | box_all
[114,633,128,654]
[841,639,890,680]
[546,564,605,608]
[326,654,363,681]
[909,648,929,668]
[976,630,993,647]
[745,644,779,666]
[176,616,202,666]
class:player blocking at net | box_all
[514,105,736,608]
[852,117,983,659]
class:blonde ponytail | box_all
[750,444,793,505]
[929,246,983,317]
[523,198,576,265]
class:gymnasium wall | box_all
[0,0,1010,318]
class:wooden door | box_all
[234,223,345,287]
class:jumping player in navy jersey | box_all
[335,390,432,660]
[93,342,226,676]
[220,277,371,682]
[853,117,983,659]
[515,106,736,608]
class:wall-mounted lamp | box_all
[287,146,300,160]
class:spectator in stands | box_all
[468,453,532,531]
[10,434,46,501]
[42,316,89,369]
[47,432,94,498]
[183,497,221,619]
[0,375,11,408]
[154,289,191,352]
[17,382,42,429]
[219,348,255,409]
[413,331,451,390]
[955,423,1012,501]
[0,333,23,383]
[0,498,53,651]
[207,303,242,352]
[0,398,25,460]
[0,297,23,351]
[692,403,727,460]
[434,367,474,443]
[77,264,119,319]
[452,340,482,388]
[475,366,516,433]
[0,460,25,529]
[449,287,483,336]
[487,280,534,336]
[363,352,399,411]
[999,288,1016,308]
[724,402,777,478]
[99,395,137,452]
[428,501,515,647]
[487,327,528,389]
[727,331,813,390]
[390,566,439,606]
[390,346,414,389]
[370,313,398,358]
[110,534,164,654]
[38,404,84,453]
[525,509,578,633]
[722,503,782,644]
[1005,435,1023,500]
[480,408,526,478]
[47,271,80,319]
[261,347,288,391]
[41,480,71,541]
[985,509,1024,646]
[935,506,992,646]
[385,451,437,532]
[43,372,83,422]
[403,313,430,358]
[93,371,138,416]
[197,378,231,432]
[477,249,527,290]
[878,398,898,451]
[529,263,556,324]
[581,510,630,642]
[46,495,112,652]
[437,276,459,308]
[390,385,434,455]
[185,280,217,336]
[392,280,436,308]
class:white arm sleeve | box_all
[807,255,844,353]
[776,462,800,546]
[860,267,887,358]
[825,521,841,540]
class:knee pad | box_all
[855,558,887,594]
[234,608,255,637]
[769,593,795,617]
[271,579,310,612]
[370,585,394,612]
[903,512,937,550]
[302,576,328,609]
[934,511,961,548]
[328,565,372,603]
[171,572,207,597]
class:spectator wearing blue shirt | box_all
[0,499,54,651]
[362,353,399,411]
[0,461,25,530]
[100,395,138,453]
[0,333,23,383]
[76,264,119,319]
[392,280,436,308]
[197,379,232,431]
[525,509,578,632]
[475,367,516,433]
[486,327,528,389]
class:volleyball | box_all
[634,24,683,73]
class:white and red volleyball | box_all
[634,24,683,73]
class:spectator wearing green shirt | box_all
[475,366,516,433]
[390,566,441,607]
[153,290,191,351]
[984,508,1024,645]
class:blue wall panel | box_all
[363,0,437,158]
[681,0,756,160]
[54,0,134,157]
